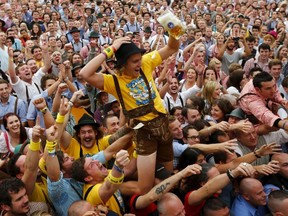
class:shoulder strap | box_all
[166,96,171,112]
[14,97,18,114]
[4,132,12,153]
[84,185,95,200]
[25,85,29,102]
[179,95,184,107]
[112,75,128,116]
[79,145,83,158]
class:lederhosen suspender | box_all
[26,83,41,105]
[166,95,184,112]
[112,69,157,119]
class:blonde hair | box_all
[202,81,218,105]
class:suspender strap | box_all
[14,97,18,114]
[4,132,12,153]
[179,95,184,107]
[166,96,171,112]
[112,75,128,116]
[84,185,94,200]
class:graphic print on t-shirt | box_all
[126,75,156,106]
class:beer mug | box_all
[157,9,186,40]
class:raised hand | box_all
[59,97,70,116]
[115,150,130,169]
[46,125,58,142]
[33,97,47,111]
[112,36,131,51]
[231,162,256,178]
[219,139,238,155]
[57,83,68,94]
[32,116,45,143]
[181,164,202,178]
[257,143,282,157]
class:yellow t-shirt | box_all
[62,135,110,159]
[103,51,167,121]
[83,182,124,216]
[29,176,49,203]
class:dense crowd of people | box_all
[0,0,288,215]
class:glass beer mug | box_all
[157,9,186,40]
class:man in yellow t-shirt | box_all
[60,113,110,159]
[71,150,130,216]
[80,35,180,194]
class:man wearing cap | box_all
[80,27,180,194]
[85,5,96,30]
[67,27,89,53]
[80,31,101,63]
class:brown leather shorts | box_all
[134,114,173,163]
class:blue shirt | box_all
[47,151,106,216]
[0,95,27,130]
[172,139,188,169]
[27,91,52,129]
[231,195,268,216]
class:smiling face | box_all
[169,77,179,95]
[124,53,142,78]
[0,83,10,101]
[6,115,21,134]
[78,125,97,148]
[210,104,224,122]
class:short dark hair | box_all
[202,197,229,216]
[181,104,199,118]
[182,124,197,139]
[177,147,204,171]
[0,178,25,206]
[245,35,256,42]
[169,106,183,116]
[71,157,89,183]
[40,74,57,90]
[31,45,42,54]
[249,67,263,78]
[258,43,270,52]
[102,114,118,128]
[6,153,22,177]
[253,72,273,89]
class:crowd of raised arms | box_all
[0,0,288,215]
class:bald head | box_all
[68,200,94,216]
[268,190,288,216]
[158,193,185,216]
[239,178,266,206]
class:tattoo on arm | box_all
[155,183,171,195]
[108,125,133,144]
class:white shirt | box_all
[10,68,45,103]
[163,84,201,111]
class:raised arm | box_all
[22,117,45,195]
[188,163,255,205]
[158,34,180,61]
[45,125,60,181]
[7,47,18,84]
[135,164,202,210]
[99,150,130,203]
[80,37,131,90]
[41,42,52,73]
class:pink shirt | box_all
[239,79,284,127]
